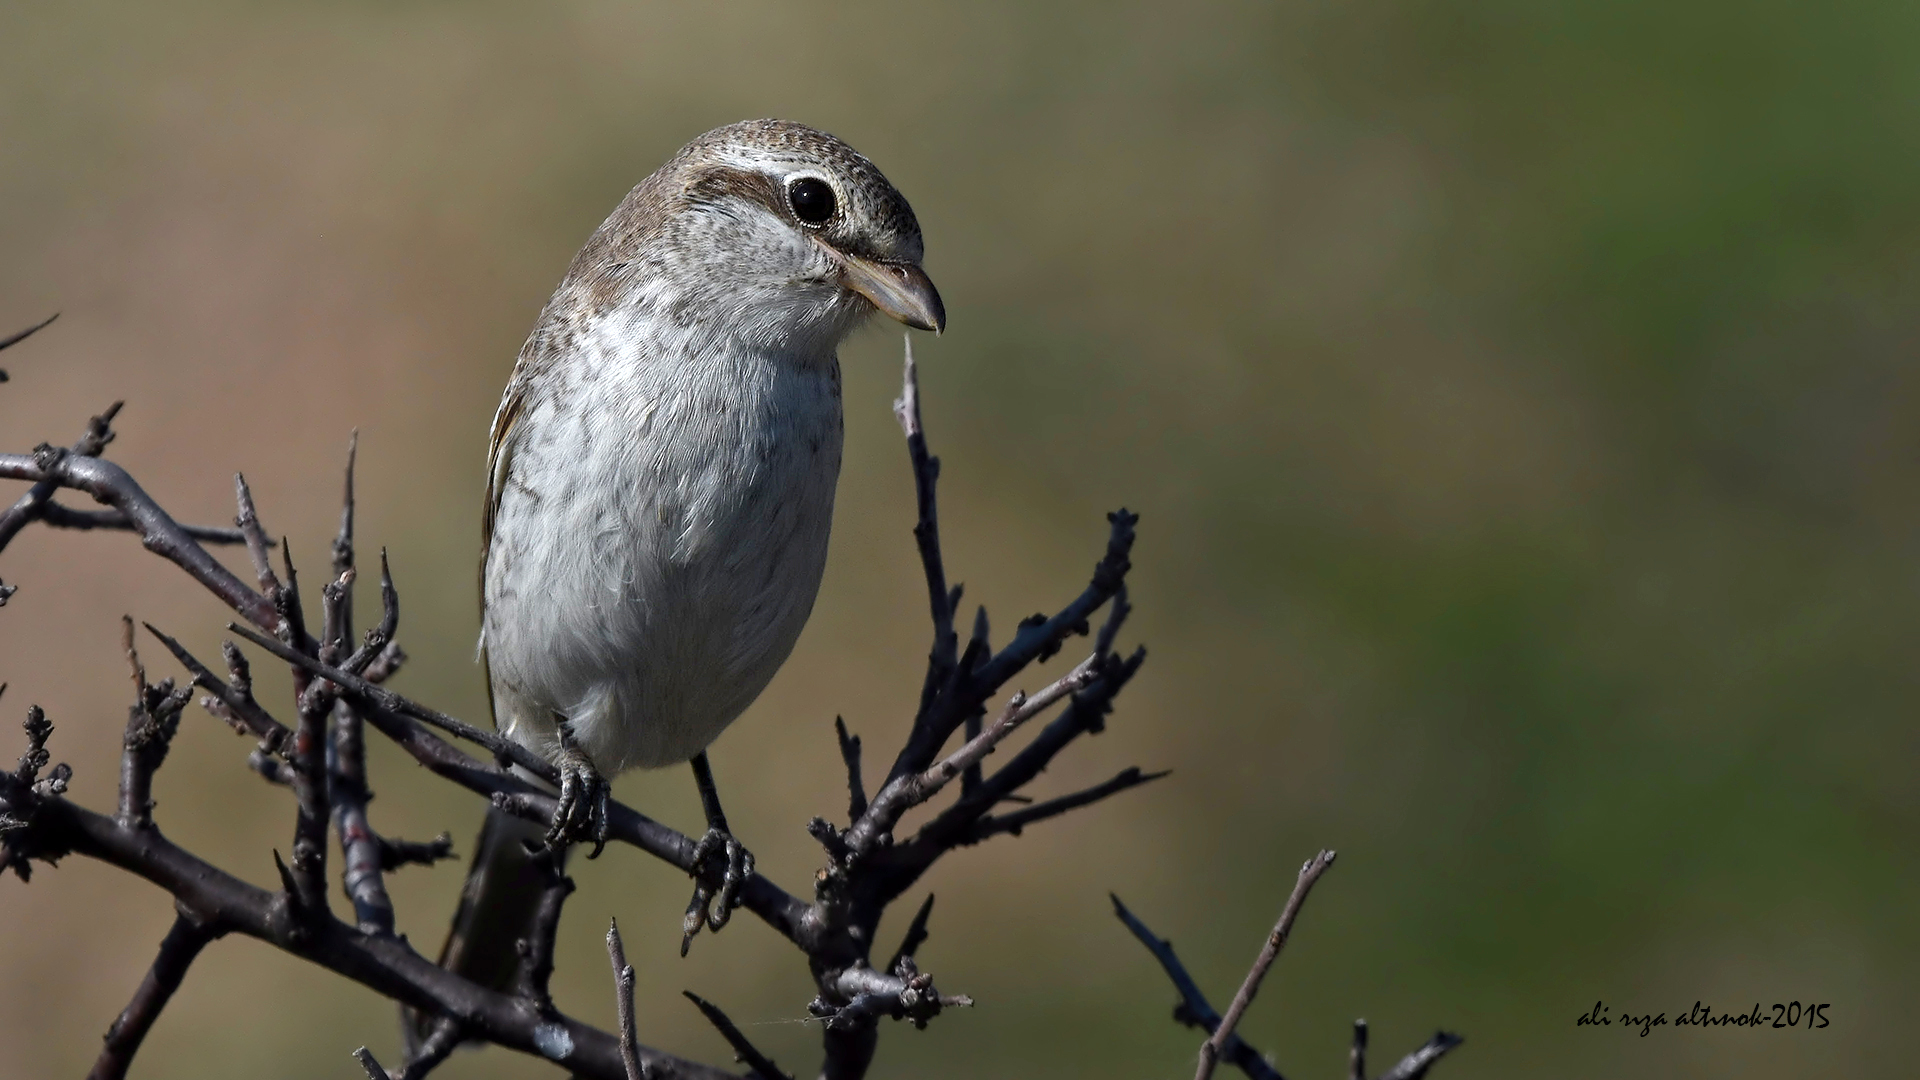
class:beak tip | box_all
[831,245,946,337]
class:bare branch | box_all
[143,625,291,754]
[232,473,280,597]
[248,746,294,785]
[809,964,973,1039]
[36,501,252,544]
[961,766,1168,843]
[607,919,645,1080]
[225,621,563,787]
[1376,1033,1465,1080]
[397,1017,463,1080]
[280,552,332,918]
[1110,894,1283,1080]
[683,992,793,1080]
[891,645,1147,877]
[884,893,934,976]
[0,702,70,882]
[1350,1020,1367,1080]
[882,509,1137,791]
[0,451,276,627]
[1196,850,1336,1080]
[334,430,357,578]
[23,792,737,1078]
[377,831,455,871]
[892,335,958,735]
[846,653,1101,856]
[353,1047,394,1080]
[315,435,409,935]
[332,686,813,944]
[0,400,121,552]
[361,638,407,684]
[834,716,866,822]
[0,311,58,355]
[116,617,191,832]
[87,911,221,1080]
[514,853,575,1014]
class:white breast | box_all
[481,310,843,772]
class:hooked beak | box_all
[817,238,946,333]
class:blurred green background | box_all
[2,1,1914,1077]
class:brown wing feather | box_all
[478,330,545,730]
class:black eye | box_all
[787,177,837,225]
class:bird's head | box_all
[583,119,943,356]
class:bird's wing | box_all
[478,316,562,730]
[477,374,526,734]
[481,374,528,565]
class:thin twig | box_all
[320,437,404,934]
[225,621,562,787]
[353,1047,394,1080]
[884,893,934,976]
[683,992,793,1080]
[882,509,1137,790]
[606,919,645,1080]
[280,552,332,917]
[846,653,1101,855]
[87,911,221,1080]
[0,311,57,355]
[397,1017,463,1080]
[1110,894,1282,1080]
[0,401,122,552]
[0,451,277,627]
[834,716,866,822]
[1196,850,1337,1080]
[143,625,290,754]
[962,766,1168,842]
[37,501,252,544]
[892,335,958,766]
[116,617,190,832]
[1376,1032,1465,1080]
[377,832,454,871]
[232,473,280,598]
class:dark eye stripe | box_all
[787,177,837,225]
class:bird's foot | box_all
[681,826,755,956]
[544,717,610,858]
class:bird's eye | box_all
[787,177,837,225]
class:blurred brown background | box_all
[2,2,1915,1077]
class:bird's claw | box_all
[681,827,754,955]
[544,722,610,858]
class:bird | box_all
[420,119,943,1027]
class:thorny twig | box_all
[684,992,793,1080]
[0,311,58,357]
[352,1047,394,1080]
[1196,851,1337,1080]
[0,336,1451,1080]
[88,911,222,1080]
[606,920,646,1080]
[1113,875,1465,1080]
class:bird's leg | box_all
[546,713,611,858]
[681,751,755,956]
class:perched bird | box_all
[429,119,943,1010]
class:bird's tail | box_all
[402,803,559,1052]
